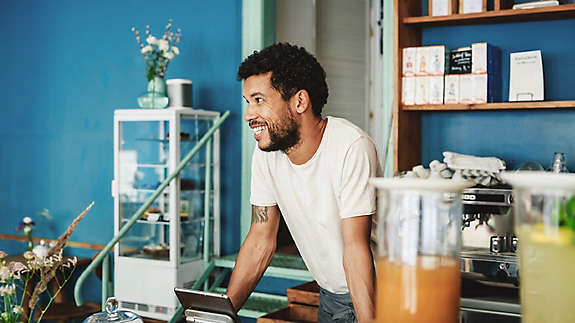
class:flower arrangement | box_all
[131,19,182,81]
[16,210,52,252]
[0,202,93,323]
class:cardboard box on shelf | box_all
[459,74,474,104]
[444,74,460,104]
[428,75,445,104]
[472,42,502,75]
[415,47,430,76]
[427,45,447,76]
[460,73,500,104]
[402,76,416,105]
[472,73,488,104]
[402,47,417,76]
[415,76,429,105]
[449,47,472,74]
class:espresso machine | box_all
[459,185,521,322]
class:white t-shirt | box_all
[250,116,382,294]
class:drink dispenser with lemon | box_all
[371,178,472,323]
[501,171,575,323]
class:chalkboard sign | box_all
[449,49,472,74]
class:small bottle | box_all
[549,152,568,173]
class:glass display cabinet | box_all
[112,108,221,320]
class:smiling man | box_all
[225,43,381,323]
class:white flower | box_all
[146,35,158,45]
[1,312,8,320]
[23,217,33,224]
[163,51,175,60]
[171,46,179,55]
[158,39,169,52]
[12,306,22,315]
[64,256,78,268]
[0,267,10,282]
[43,256,54,267]
[0,284,15,296]
[23,226,32,234]
[7,261,27,280]
[141,45,152,54]
[23,251,35,260]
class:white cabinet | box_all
[112,108,221,320]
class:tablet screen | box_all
[174,287,240,322]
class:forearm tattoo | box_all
[252,205,269,223]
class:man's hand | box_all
[342,215,375,323]
[225,205,281,311]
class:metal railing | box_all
[74,111,230,320]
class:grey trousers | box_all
[317,288,357,323]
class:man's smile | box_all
[249,121,268,140]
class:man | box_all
[226,43,381,323]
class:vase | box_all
[138,76,170,109]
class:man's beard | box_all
[262,108,300,152]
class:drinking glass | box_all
[501,171,575,323]
[370,178,472,323]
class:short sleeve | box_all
[339,137,382,218]
[249,147,277,206]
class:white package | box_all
[459,74,474,104]
[415,47,430,76]
[427,45,446,76]
[472,42,488,74]
[403,47,417,76]
[415,76,429,105]
[402,76,416,105]
[472,73,488,104]
[444,74,460,104]
[428,75,444,104]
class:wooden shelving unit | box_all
[404,3,575,26]
[392,1,575,173]
[402,100,575,111]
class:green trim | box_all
[101,254,109,310]
[214,253,313,281]
[382,0,395,177]
[203,138,212,291]
[241,0,276,242]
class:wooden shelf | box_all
[403,3,575,26]
[402,100,575,111]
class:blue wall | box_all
[418,4,575,170]
[0,0,242,301]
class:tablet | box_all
[174,287,241,323]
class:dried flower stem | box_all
[47,202,94,258]
[27,202,93,312]
[32,266,77,323]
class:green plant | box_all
[0,202,93,323]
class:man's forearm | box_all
[226,233,276,311]
[343,244,375,323]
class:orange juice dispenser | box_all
[370,178,473,323]
[500,171,575,323]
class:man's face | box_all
[243,72,300,152]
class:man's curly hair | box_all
[238,43,328,117]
